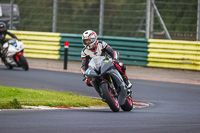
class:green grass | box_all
[0,85,106,109]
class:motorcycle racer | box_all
[81,30,132,92]
[0,22,18,60]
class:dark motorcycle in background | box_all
[85,56,133,112]
[1,39,29,71]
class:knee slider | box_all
[119,62,126,73]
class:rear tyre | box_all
[19,55,29,71]
[120,96,133,112]
[100,82,120,112]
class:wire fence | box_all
[0,0,198,41]
[154,0,197,40]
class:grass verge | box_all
[0,85,106,109]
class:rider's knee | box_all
[119,62,126,73]
[85,78,93,87]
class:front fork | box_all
[14,51,24,66]
[15,52,22,61]
[91,75,118,98]
[108,75,118,97]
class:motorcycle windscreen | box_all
[85,67,99,77]
[7,45,18,56]
[88,56,105,71]
[100,60,114,75]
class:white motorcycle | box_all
[1,39,29,71]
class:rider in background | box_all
[81,30,132,92]
[0,22,18,60]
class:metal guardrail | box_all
[60,33,149,66]
[148,39,200,70]
[60,33,82,61]
[6,30,200,71]
[7,30,61,59]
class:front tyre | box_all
[120,96,133,112]
[19,55,29,71]
[100,82,120,112]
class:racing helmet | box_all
[82,30,97,50]
[0,22,6,32]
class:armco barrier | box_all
[148,39,200,70]
[99,36,149,66]
[7,30,61,59]
[59,33,82,61]
[6,30,200,71]
[7,31,149,66]
[60,34,149,66]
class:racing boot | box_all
[123,75,132,89]
[1,53,6,63]
[122,74,132,95]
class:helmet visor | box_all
[83,38,95,46]
[0,27,4,32]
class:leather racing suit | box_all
[81,40,132,89]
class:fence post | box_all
[64,41,69,70]
[9,0,14,30]
[99,0,104,36]
[145,0,151,39]
[52,0,57,32]
[197,0,200,41]
[150,0,155,39]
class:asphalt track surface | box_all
[0,65,200,133]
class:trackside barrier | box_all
[7,30,61,59]
[148,39,200,71]
[99,36,149,66]
[60,33,149,66]
[6,30,200,71]
[59,33,82,61]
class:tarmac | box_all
[23,58,200,85]
[0,57,200,85]
[0,57,199,110]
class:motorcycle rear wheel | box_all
[100,82,120,112]
[19,55,29,71]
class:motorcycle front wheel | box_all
[18,55,29,71]
[100,82,120,112]
[120,96,133,112]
